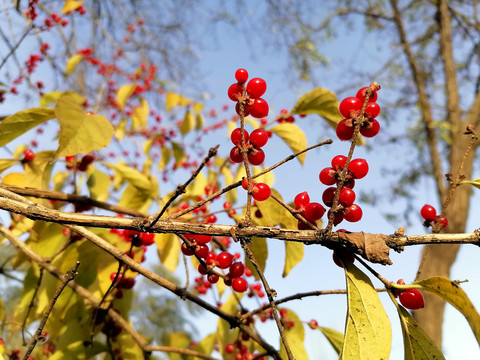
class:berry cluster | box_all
[293,191,325,229]
[393,279,425,310]
[229,127,269,166]
[336,87,381,141]
[420,204,448,230]
[228,69,269,118]
[65,154,96,171]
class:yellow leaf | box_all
[254,189,296,230]
[291,87,343,128]
[189,171,208,198]
[158,146,171,170]
[53,171,71,191]
[104,162,152,192]
[116,84,136,110]
[0,159,17,173]
[283,241,303,277]
[222,167,237,204]
[54,95,114,157]
[195,113,205,131]
[61,0,83,14]
[87,168,111,201]
[269,123,307,164]
[244,237,267,281]
[0,108,55,147]
[316,326,344,354]
[172,142,186,164]
[131,97,149,130]
[460,178,480,190]
[40,91,63,107]
[22,151,55,190]
[414,276,480,344]
[193,102,204,114]
[65,54,83,76]
[253,165,275,186]
[156,233,180,272]
[166,332,191,360]
[180,110,195,135]
[217,294,243,351]
[165,92,180,111]
[279,309,308,360]
[395,304,445,360]
[1,173,25,187]
[119,183,151,211]
[340,262,392,360]
[115,117,127,141]
[194,333,216,358]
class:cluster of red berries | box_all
[22,149,35,162]
[336,86,381,141]
[420,204,448,229]
[65,154,96,171]
[293,192,325,229]
[224,329,264,360]
[44,13,69,28]
[228,69,269,118]
[241,177,271,202]
[393,279,425,310]
[229,128,269,166]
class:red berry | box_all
[141,233,155,246]
[206,251,217,265]
[230,147,243,163]
[399,289,425,310]
[241,177,254,190]
[331,155,347,170]
[117,277,135,290]
[195,234,212,245]
[338,188,356,207]
[304,202,325,221]
[229,262,245,278]
[249,98,269,118]
[235,102,250,117]
[392,279,406,297]
[336,119,354,141]
[297,220,316,230]
[420,204,437,221]
[23,149,35,161]
[360,119,380,138]
[225,344,235,354]
[322,187,337,207]
[207,274,219,284]
[435,215,448,229]
[198,263,208,275]
[328,210,344,226]
[181,242,194,256]
[343,204,363,222]
[339,96,362,118]
[308,319,318,329]
[77,154,95,171]
[294,191,310,209]
[348,158,369,179]
[249,128,268,148]
[216,252,234,269]
[365,102,381,118]
[319,167,336,185]
[235,68,248,83]
[247,148,265,165]
[231,128,249,146]
[355,87,377,103]
[232,277,248,292]
[252,183,271,201]
[196,245,209,258]
[228,83,243,102]
[246,78,267,98]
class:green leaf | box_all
[279,309,308,360]
[0,108,55,147]
[65,54,83,76]
[157,233,180,272]
[116,84,136,110]
[283,241,304,277]
[269,123,307,164]
[244,237,268,281]
[180,110,195,135]
[317,326,344,354]
[195,113,205,131]
[291,87,343,128]
[172,142,186,164]
[54,95,114,157]
[460,178,480,190]
[396,304,445,360]
[340,262,392,360]
[414,276,480,344]
[131,97,149,130]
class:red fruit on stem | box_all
[252,183,271,201]
[231,128,249,146]
[355,87,377,103]
[365,102,381,118]
[247,148,265,165]
[399,289,425,310]
[339,97,362,118]
[181,243,194,256]
[141,233,155,246]
[216,251,234,269]
[198,263,208,275]
[195,234,212,245]
[360,119,380,138]
[331,155,347,170]
[246,78,267,98]
[297,220,316,230]
[304,202,326,221]
[294,191,310,209]
[229,262,245,278]
[206,251,216,265]
[235,68,248,83]
[308,319,318,329]
[420,204,437,221]
[229,147,243,163]
[338,188,356,207]
[225,344,235,354]
[235,102,250,117]
[242,177,254,190]
[348,158,369,179]
[207,274,219,284]
[232,277,248,292]
[322,187,337,207]
[319,167,337,185]
[249,128,269,148]
[343,204,363,222]
[435,215,448,229]
[23,149,35,161]
[336,119,354,141]
[228,83,243,102]
[249,98,269,118]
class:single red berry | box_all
[216,251,234,269]
[206,251,217,265]
[181,242,194,256]
[365,102,381,118]
[229,147,243,163]
[23,149,35,161]
[196,245,209,258]
[331,155,347,170]
[223,201,232,209]
[308,319,318,329]
[141,233,155,246]
[355,87,377,103]
[117,277,135,290]
[339,97,362,118]
[235,68,249,83]
[343,204,363,222]
[77,154,95,171]
[249,128,269,148]
[252,183,271,201]
[242,177,254,190]
[294,191,310,209]
[360,119,380,138]
[399,289,425,310]
[195,234,212,245]
[247,148,265,165]
[297,220,316,230]
[228,83,243,102]
[232,277,248,292]
[229,262,245,278]
[225,344,235,354]
[348,158,369,179]
[304,202,326,221]
[420,204,437,221]
[246,77,267,98]
[392,279,406,297]
[322,187,337,207]
[231,128,249,146]
[344,177,356,189]
[336,119,354,141]
[339,188,356,207]
[207,274,219,284]
[249,98,269,118]
[319,167,337,185]
[435,215,448,229]
[198,263,208,275]
[235,102,250,117]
